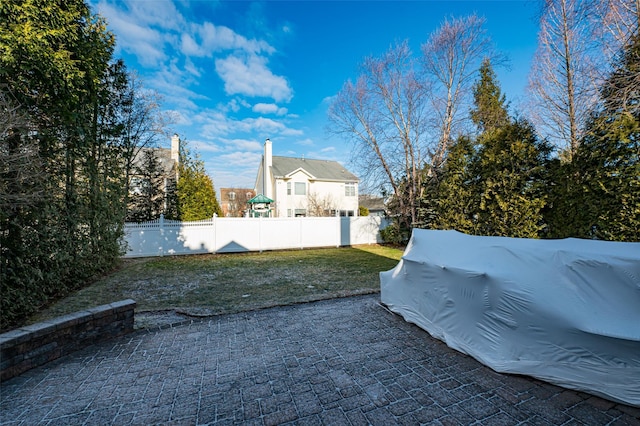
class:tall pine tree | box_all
[470,58,510,134]
[127,149,167,222]
[570,34,640,241]
[422,58,551,238]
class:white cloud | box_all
[202,22,274,55]
[252,103,288,115]
[321,146,336,153]
[93,0,307,190]
[252,103,278,114]
[207,149,263,188]
[166,109,192,126]
[125,0,185,30]
[226,98,251,113]
[218,151,262,167]
[179,21,275,58]
[281,127,304,136]
[296,138,315,146]
[199,111,236,138]
[322,95,336,105]
[197,110,303,140]
[215,54,293,102]
[213,138,262,152]
[237,117,287,134]
[150,65,205,110]
[180,33,203,56]
[211,167,257,189]
[95,1,168,66]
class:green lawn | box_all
[28,245,404,324]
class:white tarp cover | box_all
[380,229,640,406]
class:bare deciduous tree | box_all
[118,70,174,174]
[596,0,640,64]
[329,16,500,229]
[306,192,336,217]
[105,65,175,215]
[421,14,501,166]
[527,0,602,159]
[328,41,427,227]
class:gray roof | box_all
[133,147,176,176]
[359,195,386,211]
[271,156,358,182]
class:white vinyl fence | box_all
[122,215,390,258]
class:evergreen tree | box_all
[415,169,440,229]
[177,143,223,221]
[433,136,479,233]
[422,58,538,237]
[475,119,552,238]
[127,149,166,222]
[570,34,640,241]
[163,176,180,220]
[541,158,580,239]
[0,0,127,329]
[470,59,510,134]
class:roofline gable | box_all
[282,167,316,180]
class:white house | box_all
[255,139,360,217]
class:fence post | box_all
[259,216,263,253]
[212,214,217,254]
[159,214,165,257]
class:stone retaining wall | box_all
[0,299,136,382]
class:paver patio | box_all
[1,294,639,425]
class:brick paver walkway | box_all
[1,294,639,425]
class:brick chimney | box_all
[171,134,180,163]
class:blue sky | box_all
[90,0,541,192]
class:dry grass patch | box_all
[28,245,403,324]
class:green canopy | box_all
[247,194,273,204]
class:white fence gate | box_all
[122,216,389,258]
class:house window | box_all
[287,209,292,217]
[294,209,307,217]
[294,182,306,195]
[228,191,236,201]
[246,192,252,199]
[287,182,291,195]
[345,182,356,197]
[130,177,149,195]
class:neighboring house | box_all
[255,139,360,218]
[130,133,180,189]
[220,188,256,217]
[127,134,180,221]
[359,194,387,217]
